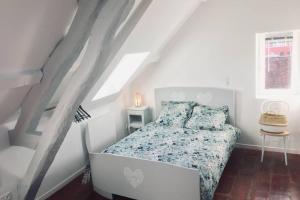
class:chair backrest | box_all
[85,113,116,153]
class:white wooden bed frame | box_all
[86,87,236,200]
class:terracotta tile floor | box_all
[48,148,300,200]
[214,148,300,200]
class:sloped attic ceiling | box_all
[83,0,206,106]
[0,0,206,126]
[48,0,144,108]
[46,0,206,109]
[0,0,77,124]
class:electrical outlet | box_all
[225,77,230,86]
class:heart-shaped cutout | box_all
[196,92,213,105]
[124,167,144,188]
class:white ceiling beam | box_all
[10,0,105,146]
[0,70,42,90]
[19,1,135,199]
[10,133,40,150]
[85,0,207,104]
[83,0,153,104]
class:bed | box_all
[86,87,240,200]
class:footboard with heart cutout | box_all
[89,153,200,200]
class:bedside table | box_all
[259,130,289,166]
[127,106,151,134]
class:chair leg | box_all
[284,136,288,166]
[261,135,265,163]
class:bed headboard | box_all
[154,87,236,125]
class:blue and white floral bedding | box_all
[103,122,240,200]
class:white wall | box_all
[37,123,86,199]
[0,0,132,197]
[35,91,129,199]
[0,0,76,124]
[0,92,129,199]
[130,0,300,153]
[0,0,76,71]
[85,89,131,140]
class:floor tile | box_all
[47,148,300,200]
[269,192,291,200]
[213,194,229,200]
[250,190,269,200]
[215,175,235,194]
[288,183,300,200]
[290,169,300,185]
[253,181,270,193]
[271,175,290,193]
[272,164,289,175]
[230,175,252,199]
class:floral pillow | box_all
[197,104,230,124]
[185,105,226,130]
[155,101,196,128]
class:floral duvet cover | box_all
[103,122,240,200]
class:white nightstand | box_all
[127,106,151,134]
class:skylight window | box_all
[93,52,149,101]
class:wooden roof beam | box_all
[11,0,105,146]
[0,70,42,90]
[19,0,136,199]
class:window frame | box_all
[92,52,150,101]
[256,30,300,99]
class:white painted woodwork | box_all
[10,133,41,150]
[259,130,289,166]
[90,154,200,200]
[19,1,135,199]
[0,146,35,200]
[49,41,89,107]
[0,0,76,72]
[127,106,151,133]
[0,123,87,200]
[87,87,234,200]
[0,86,31,124]
[85,114,116,153]
[0,70,42,90]
[11,0,105,146]
[114,0,142,38]
[129,0,300,154]
[0,126,9,151]
[85,0,207,104]
[261,134,265,162]
[51,0,152,108]
[155,87,236,125]
[36,123,86,199]
[0,0,76,124]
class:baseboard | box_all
[37,166,86,200]
[236,143,300,155]
[32,143,299,200]
[94,187,113,200]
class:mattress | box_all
[103,122,240,200]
